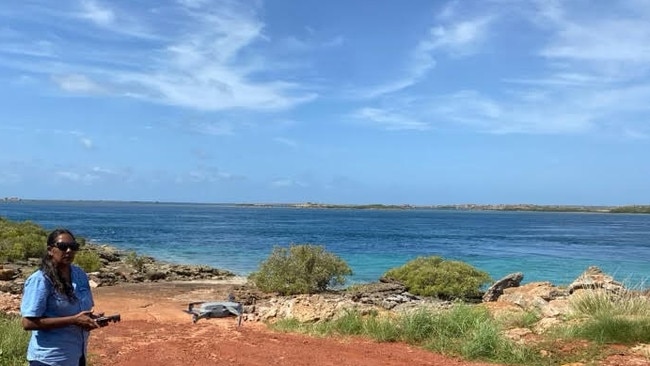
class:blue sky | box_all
[1,0,648,205]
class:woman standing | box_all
[20,228,99,366]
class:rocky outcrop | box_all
[0,266,19,281]
[250,294,373,323]
[566,265,626,294]
[235,281,454,323]
[0,243,236,294]
[494,281,570,321]
[0,263,28,294]
[480,266,650,339]
[482,272,523,302]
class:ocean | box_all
[1,200,649,287]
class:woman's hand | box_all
[73,310,100,330]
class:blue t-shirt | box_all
[20,265,94,366]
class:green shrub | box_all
[248,244,352,295]
[0,218,95,263]
[125,251,146,273]
[0,218,48,261]
[74,250,102,273]
[382,256,492,299]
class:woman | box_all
[20,228,99,366]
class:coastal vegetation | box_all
[273,305,543,364]
[609,205,650,214]
[272,289,650,365]
[560,288,650,344]
[124,251,148,273]
[0,218,47,262]
[0,217,101,273]
[73,250,102,273]
[0,313,30,366]
[248,244,352,295]
[381,256,492,300]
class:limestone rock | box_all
[567,266,626,294]
[482,272,523,302]
[0,268,17,281]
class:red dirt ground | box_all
[88,282,501,366]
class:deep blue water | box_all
[1,200,649,287]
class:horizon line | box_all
[2,197,648,209]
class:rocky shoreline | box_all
[1,243,649,335]
[0,243,238,294]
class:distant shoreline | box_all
[2,198,650,214]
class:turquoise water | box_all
[1,200,649,287]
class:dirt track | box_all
[88,282,500,366]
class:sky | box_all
[0,0,649,206]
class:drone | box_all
[184,294,243,326]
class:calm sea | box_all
[1,200,649,287]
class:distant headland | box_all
[237,202,650,213]
[3,197,649,214]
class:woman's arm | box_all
[22,311,99,331]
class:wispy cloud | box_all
[56,170,99,185]
[74,0,158,39]
[81,138,94,149]
[322,35,345,48]
[273,137,298,148]
[536,0,650,82]
[353,1,650,138]
[79,0,115,26]
[356,82,650,136]
[425,16,493,57]
[3,0,648,140]
[182,166,243,183]
[0,39,57,58]
[281,33,346,53]
[52,74,105,94]
[425,90,595,134]
[352,107,429,131]
[356,15,493,99]
[0,1,316,112]
[271,178,308,188]
[52,166,132,186]
[622,128,648,140]
[91,166,115,174]
[188,121,235,136]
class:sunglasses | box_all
[52,241,80,251]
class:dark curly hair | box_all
[40,228,77,301]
